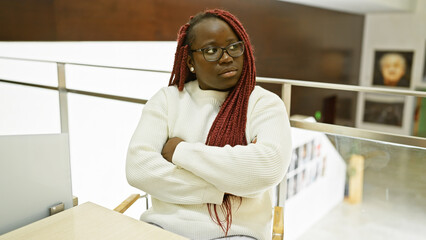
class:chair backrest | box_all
[0,134,73,235]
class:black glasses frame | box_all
[190,41,245,62]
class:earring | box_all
[190,67,195,72]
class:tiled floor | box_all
[298,138,426,240]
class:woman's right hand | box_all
[161,137,184,163]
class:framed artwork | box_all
[372,50,413,88]
[363,94,405,127]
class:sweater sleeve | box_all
[172,91,292,197]
[126,88,224,205]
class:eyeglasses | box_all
[191,41,245,62]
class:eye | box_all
[205,47,218,55]
[228,42,242,53]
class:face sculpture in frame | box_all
[379,53,406,86]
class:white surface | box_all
[0,59,58,87]
[0,41,175,100]
[0,41,176,72]
[278,0,417,14]
[0,82,61,135]
[67,93,145,219]
[0,134,73,235]
[65,64,169,100]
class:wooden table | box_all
[0,202,188,240]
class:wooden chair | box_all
[114,194,284,240]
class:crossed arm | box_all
[126,89,291,205]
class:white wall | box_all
[279,0,417,14]
[356,1,426,135]
[0,41,176,72]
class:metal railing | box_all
[0,56,425,149]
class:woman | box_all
[126,9,292,240]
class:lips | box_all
[219,67,238,78]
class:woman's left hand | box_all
[161,137,184,163]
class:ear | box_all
[186,54,194,71]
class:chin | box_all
[225,78,239,89]
[215,73,242,91]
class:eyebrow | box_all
[200,38,239,48]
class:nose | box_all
[218,50,233,64]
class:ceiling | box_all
[278,0,418,14]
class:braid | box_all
[169,9,256,236]
[206,9,256,147]
[169,23,192,91]
[205,10,256,236]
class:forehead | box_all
[382,54,404,64]
[191,18,238,47]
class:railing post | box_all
[282,83,291,116]
[57,63,69,133]
[278,83,292,206]
[276,83,293,238]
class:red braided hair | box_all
[169,9,256,236]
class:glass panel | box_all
[283,127,347,240]
[67,93,144,219]
[65,65,169,100]
[0,59,58,87]
[284,127,426,240]
[0,82,61,135]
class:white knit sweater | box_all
[126,80,292,240]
